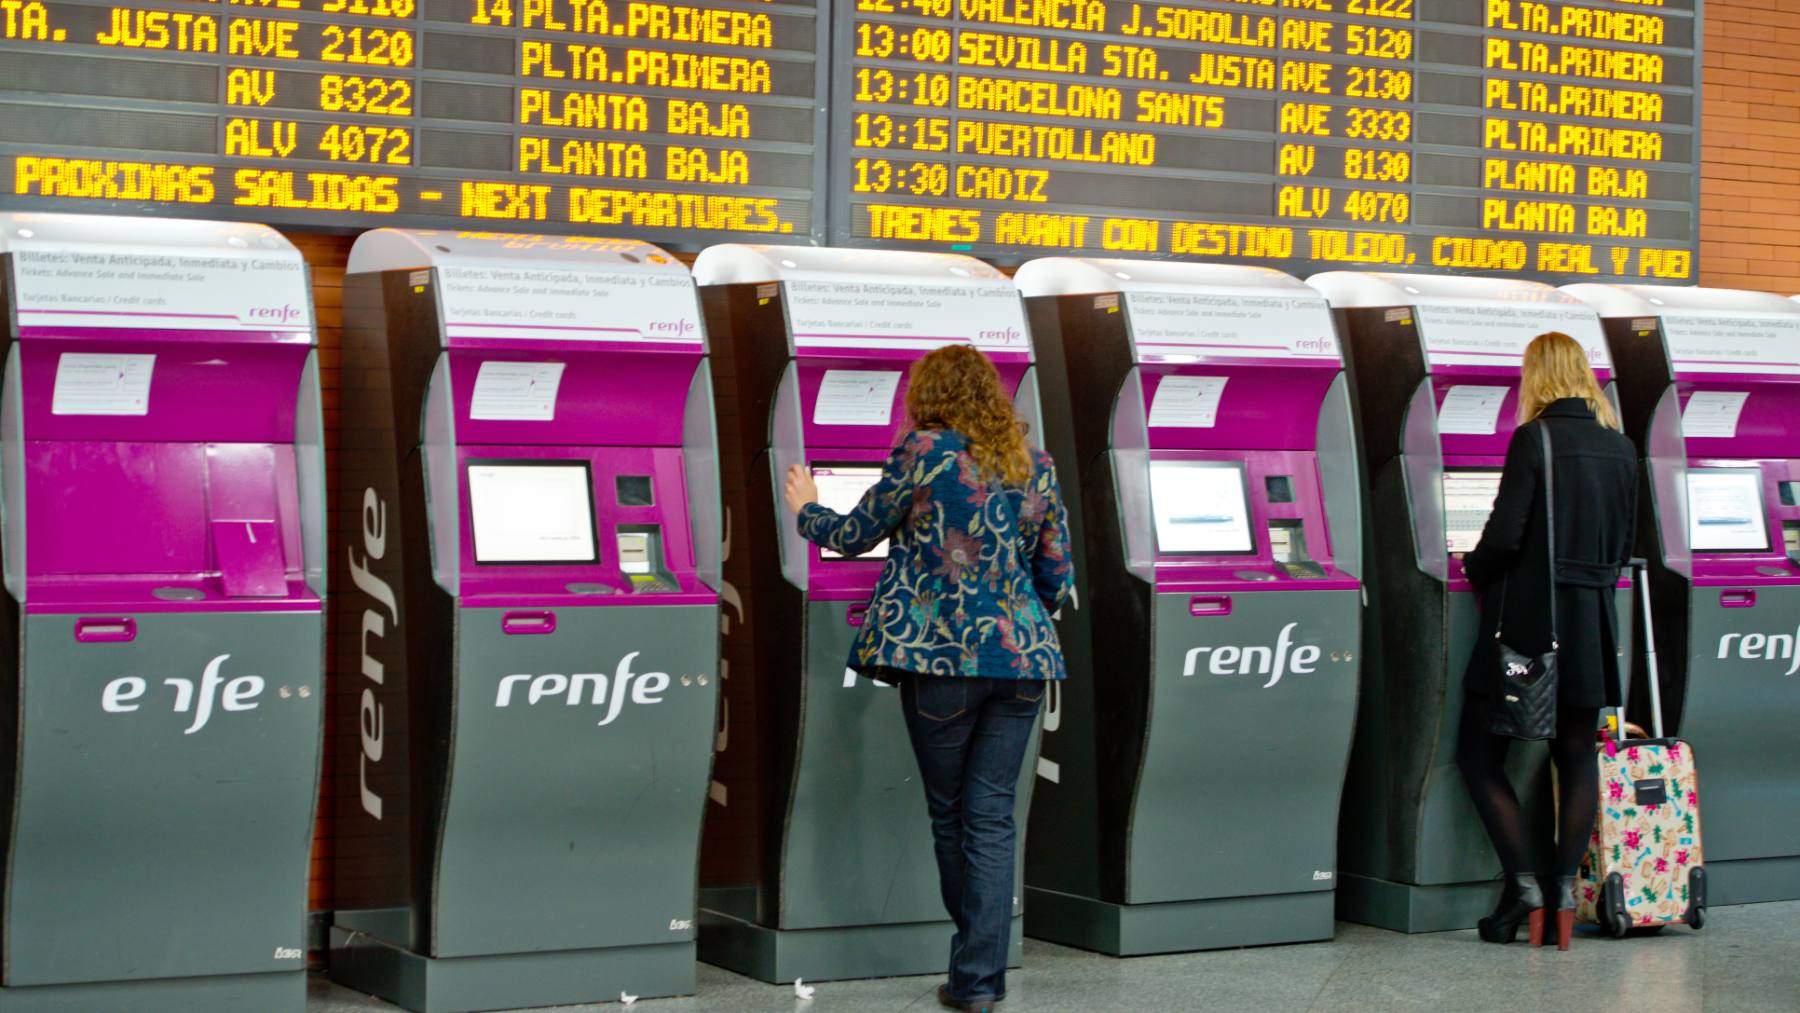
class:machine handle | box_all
[846,603,869,627]
[74,618,136,643]
[1189,595,1232,617]
[501,611,556,635]
[1720,589,1757,609]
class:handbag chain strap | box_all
[1494,421,1558,649]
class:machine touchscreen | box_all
[467,461,599,564]
[1443,469,1503,555]
[1688,468,1770,552]
[812,464,889,560]
[1148,460,1255,554]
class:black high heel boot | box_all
[1478,873,1546,944]
[1549,875,1577,952]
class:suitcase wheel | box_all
[1686,867,1708,932]
[1688,905,1706,931]
[1602,873,1632,939]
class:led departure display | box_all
[831,0,1699,280]
[2,1,1699,277]
[0,0,827,241]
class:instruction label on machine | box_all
[1682,391,1750,439]
[51,353,155,415]
[814,370,902,427]
[1437,385,1510,436]
[470,361,566,421]
[438,266,702,345]
[1147,376,1228,428]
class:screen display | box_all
[812,464,888,560]
[0,1,825,241]
[1687,468,1770,553]
[1148,460,1254,555]
[467,460,597,564]
[0,2,1699,278]
[1444,469,1503,556]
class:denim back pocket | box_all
[910,678,969,721]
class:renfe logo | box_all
[495,651,672,726]
[1719,626,1800,676]
[101,654,266,734]
[978,325,1024,344]
[646,319,697,337]
[246,304,304,323]
[1181,622,1322,689]
[347,487,399,821]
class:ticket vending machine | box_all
[1565,284,1800,906]
[1012,258,1361,955]
[693,245,1040,983]
[327,231,721,1012]
[0,213,323,1009]
[1308,273,1628,932]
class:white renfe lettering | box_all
[102,676,146,712]
[1181,623,1330,688]
[529,673,569,705]
[222,674,264,712]
[353,487,398,822]
[496,673,532,706]
[1717,624,1800,675]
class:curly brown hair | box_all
[904,344,1033,486]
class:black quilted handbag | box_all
[1488,423,1559,741]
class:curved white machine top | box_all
[1014,257,1315,299]
[1563,283,1800,319]
[1306,271,1606,369]
[346,229,687,278]
[692,243,1009,289]
[1305,271,1586,309]
[0,211,311,335]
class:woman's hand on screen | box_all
[783,464,819,514]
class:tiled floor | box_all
[310,900,1800,1012]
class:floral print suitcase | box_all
[1576,734,1707,935]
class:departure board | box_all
[831,0,1699,281]
[0,0,827,242]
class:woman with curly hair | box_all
[783,343,1074,1013]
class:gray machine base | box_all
[328,927,694,1013]
[0,971,302,1012]
[696,895,1021,984]
[1023,887,1335,956]
[1703,856,1800,907]
[1335,873,1508,933]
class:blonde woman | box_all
[1456,331,1638,950]
[781,344,1072,1012]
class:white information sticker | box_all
[1147,376,1229,428]
[813,370,902,427]
[1437,385,1510,436]
[470,361,566,422]
[1682,391,1750,439]
[52,353,155,416]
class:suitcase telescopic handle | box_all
[1629,558,1666,740]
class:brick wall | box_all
[1699,0,1800,293]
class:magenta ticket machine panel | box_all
[693,245,1039,983]
[1565,284,1800,907]
[1308,273,1625,932]
[1014,258,1361,956]
[0,213,323,1010]
[328,231,721,1011]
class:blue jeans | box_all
[899,674,1044,1004]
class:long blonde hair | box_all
[1519,331,1619,430]
[905,344,1033,485]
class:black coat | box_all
[1463,399,1638,709]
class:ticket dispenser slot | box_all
[695,244,1044,983]
[1014,256,1362,956]
[0,212,324,1008]
[1314,271,1617,933]
[1565,282,1800,905]
[329,230,721,1011]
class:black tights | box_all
[1456,702,1601,878]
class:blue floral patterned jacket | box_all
[797,428,1074,680]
